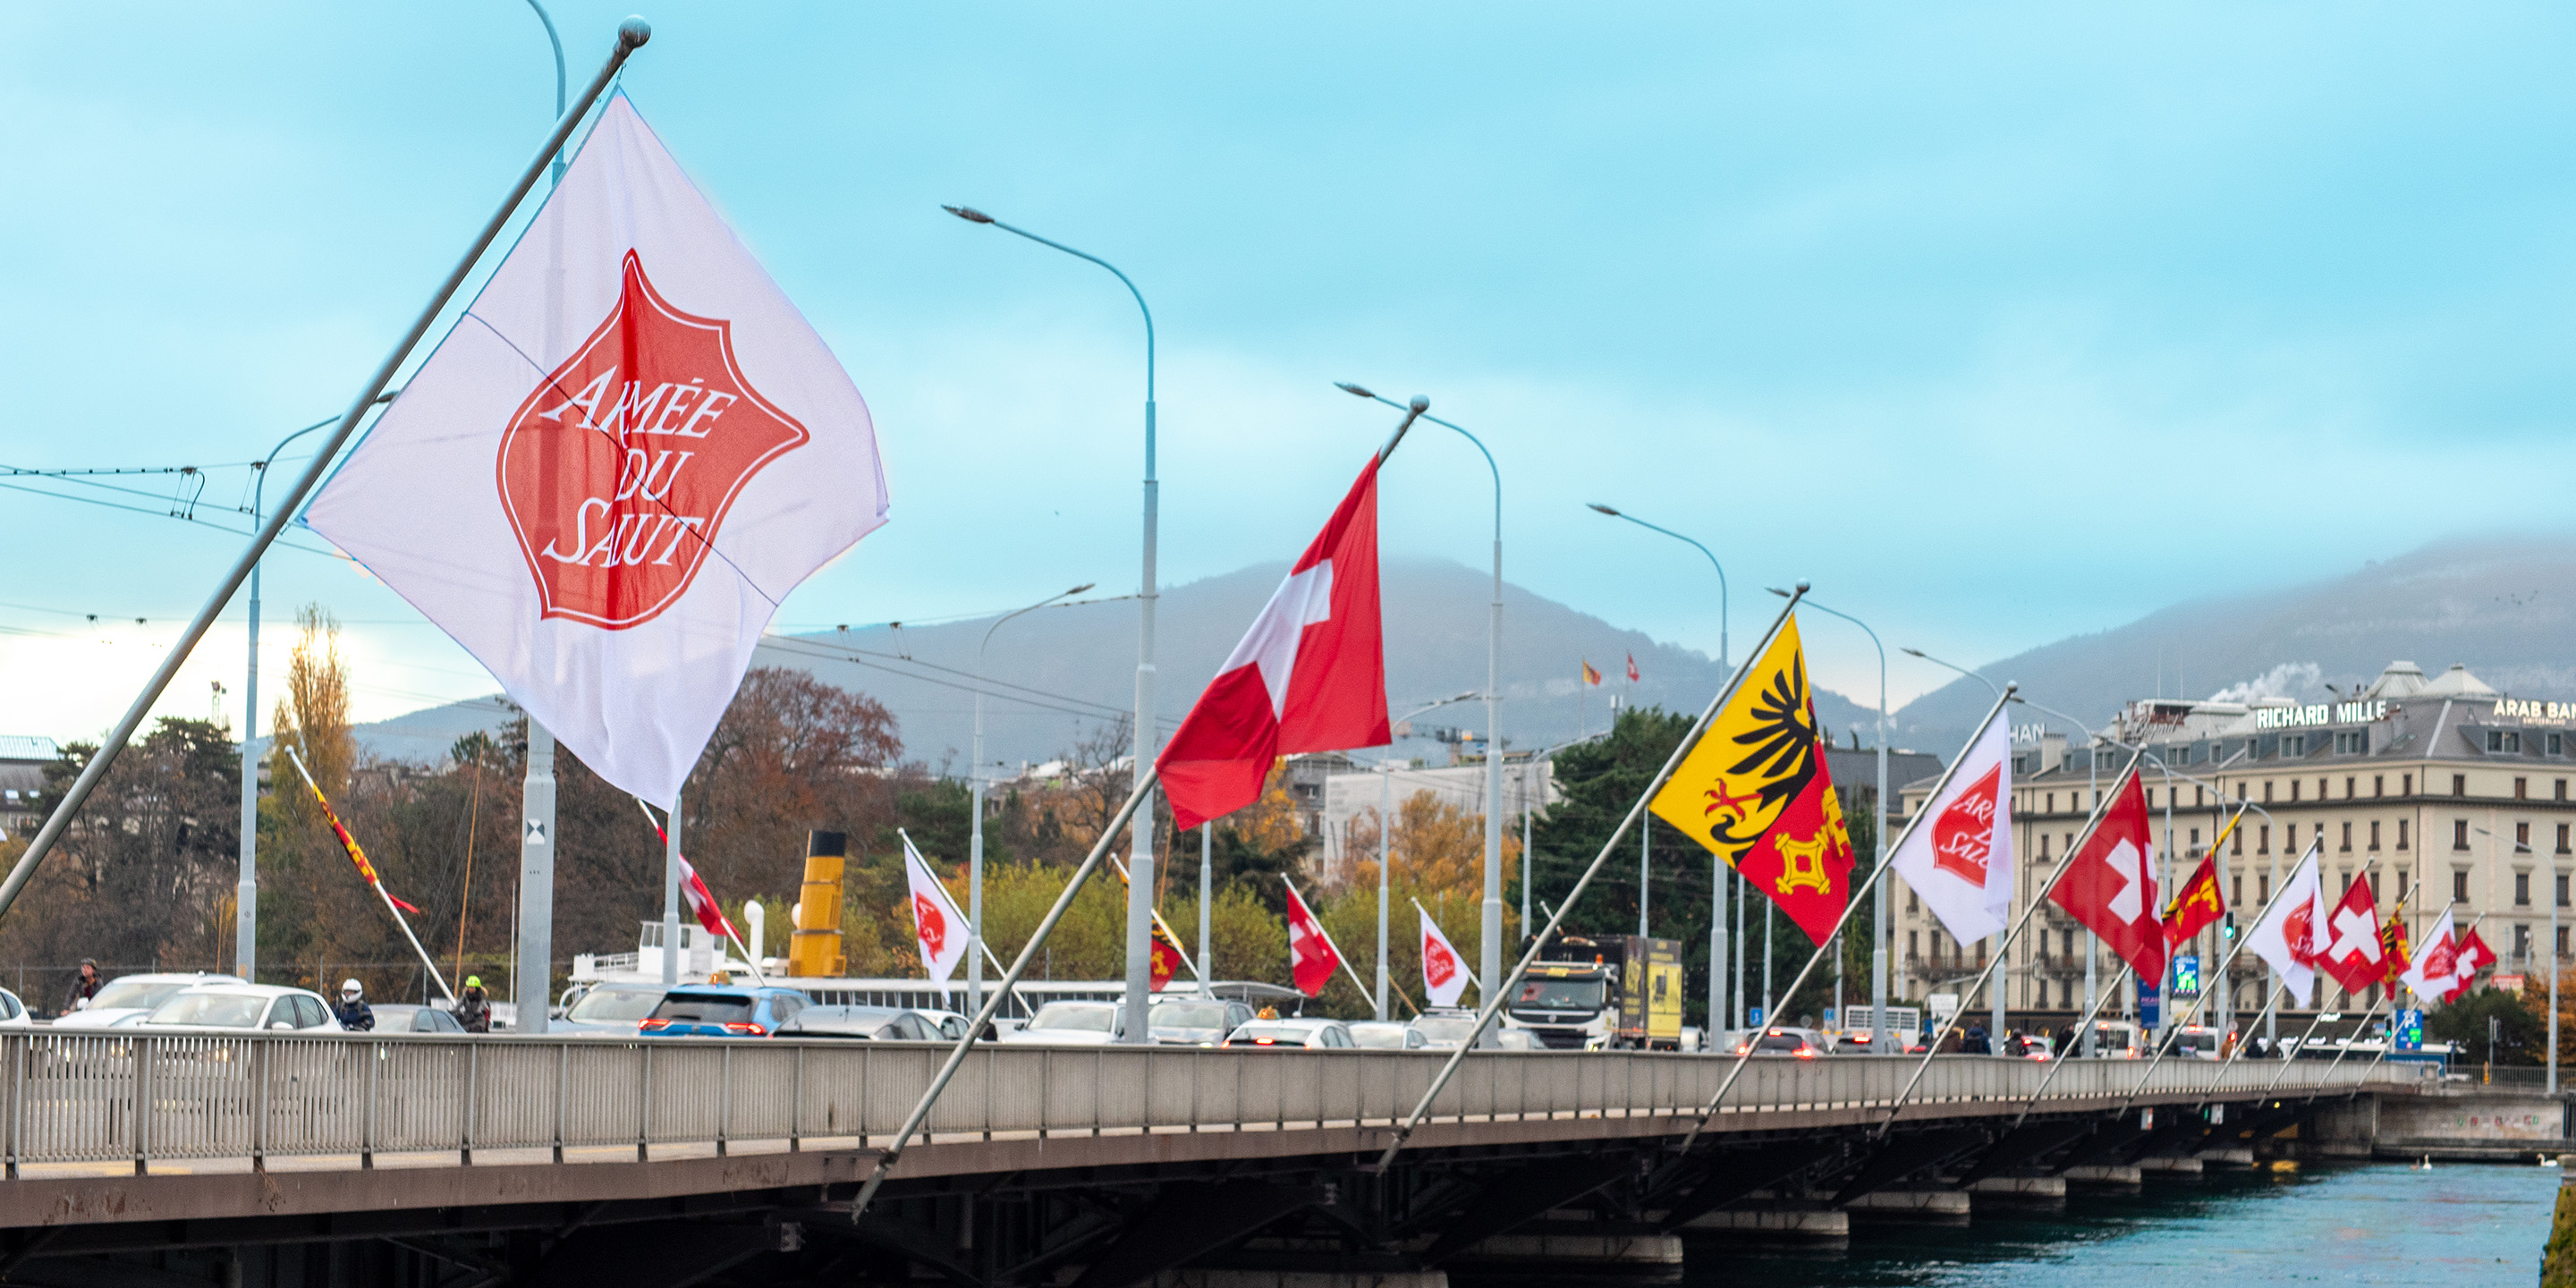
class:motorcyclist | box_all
[335,979,376,1032]
[453,976,492,1033]
[61,959,101,1016]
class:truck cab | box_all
[1504,933,1684,1050]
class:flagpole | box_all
[1698,689,2035,1145]
[282,746,456,1003]
[2301,880,2419,1097]
[2344,908,2487,1088]
[2004,959,2136,1131]
[1372,586,1809,1173]
[1286,876,1417,1018]
[0,19,653,930]
[853,769,1162,1216]
[645,800,765,987]
[1106,852,1206,985]
[2112,843,2325,1114]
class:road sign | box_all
[2171,954,2201,999]
[2394,1008,2423,1053]
[1748,1006,1765,1028]
[2138,979,2160,1030]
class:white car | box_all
[51,972,245,1030]
[1349,1021,1428,1050]
[132,984,339,1033]
[0,988,29,1030]
[999,1000,1126,1046]
[552,983,668,1036]
[1223,1018,1358,1049]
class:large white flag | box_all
[306,96,888,804]
[1887,713,2013,943]
[1418,903,1469,1009]
[2245,843,2326,1007]
[902,835,971,986]
[2399,908,2458,1004]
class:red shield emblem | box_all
[1423,935,1458,988]
[912,892,948,958]
[496,250,809,629]
[1931,765,2000,886]
[2283,897,2318,967]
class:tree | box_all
[2433,983,2539,1065]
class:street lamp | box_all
[1376,691,1479,1020]
[1590,504,1738,1032]
[1775,589,1893,1050]
[971,583,1095,1020]
[1339,382,1508,1005]
[945,203,1161,1045]
[2471,822,2550,1093]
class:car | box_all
[1737,1027,1832,1059]
[51,972,245,1030]
[1222,1018,1357,1049]
[775,1005,953,1041]
[638,985,809,1038]
[911,1007,974,1042]
[1409,1010,1507,1050]
[369,1004,469,1036]
[553,983,669,1035]
[1492,1028,1539,1050]
[133,984,338,1033]
[1348,1021,1428,1050]
[1001,1000,1127,1046]
[0,988,29,1030]
[1149,997,1255,1046]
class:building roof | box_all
[0,735,59,765]
[2415,662,2498,699]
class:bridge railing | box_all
[0,1031,2424,1175]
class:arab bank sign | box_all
[2494,699,2576,723]
[2252,700,2388,730]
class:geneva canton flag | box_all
[307,97,888,805]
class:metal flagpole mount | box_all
[1678,682,2023,1155]
[1367,582,1810,1174]
[0,17,653,928]
[851,769,1164,1219]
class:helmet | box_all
[464,976,482,989]
[340,979,363,997]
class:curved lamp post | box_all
[970,583,1096,1019]
[1375,692,1480,1019]
[1338,383,1509,1003]
[945,204,1160,1044]
[1773,589,1891,1050]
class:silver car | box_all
[553,984,668,1036]
[1349,1021,1428,1050]
[1223,1018,1357,1049]
[1149,998,1254,1046]
[52,972,245,1030]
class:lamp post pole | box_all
[1379,694,1478,1020]
[1588,504,1733,1037]
[974,584,1095,1021]
[1340,385,1507,1004]
[1778,591,1889,1050]
[945,205,1159,1044]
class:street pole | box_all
[1199,822,1214,999]
[1588,504,1731,1039]
[944,205,1157,1044]
[973,584,1094,1019]
[1377,761,1392,1022]
[1342,386,1507,1005]
[1792,596,1885,1046]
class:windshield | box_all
[1413,1016,1478,1042]
[1757,1033,1809,1052]
[649,994,753,1024]
[568,988,665,1023]
[148,994,267,1028]
[1515,979,1605,1010]
[1351,1027,1410,1049]
[1232,1024,1313,1044]
[91,980,192,1012]
[1030,1004,1115,1033]
[1152,1003,1231,1030]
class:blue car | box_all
[637,985,809,1038]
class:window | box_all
[2264,780,2275,803]
[2318,777,2329,800]
[2285,823,2298,852]
[2284,735,2307,757]
[2188,827,2200,848]
[2455,819,2471,851]
[2517,873,2532,906]
[1907,888,1919,913]
[2560,780,2569,802]
[2398,819,2410,851]
[2518,821,2532,849]
[2402,774,2413,795]
[2258,825,2271,854]
[2039,834,2050,860]
[2045,792,2055,814]
[2368,820,2381,851]
[2258,874,2270,902]
[2490,730,2521,754]
[2290,781,2301,802]
[2231,827,2243,856]
[2336,732,2368,756]
[2195,786,2206,807]
[2236,783,2248,801]
[2454,869,2470,902]
[2555,734,2566,757]
[1908,930,1919,959]
[2518,923,2533,960]
[2453,774,2468,797]
[2344,775,2356,799]
[2560,925,2570,960]
[2518,777,2530,801]
[2559,823,2571,855]
[2374,775,2385,798]
[2340,821,2352,852]
[2231,875,2243,905]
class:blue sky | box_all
[5,4,2573,741]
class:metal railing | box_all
[0,1032,2423,1176]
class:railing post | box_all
[251,1038,268,1173]
[5,1035,21,1180]
[131,1035,150,1177]
[462,1040,478,1165]
[553,1041,567,1164]
[717,1045,731,1158]
[637,1042,652,1163]
[362,1038,377,1170]
[790,1044,803,1154]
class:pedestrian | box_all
[335,979,376,1032]
[1963,1022,1991,1055]
[61,959,101,1016]
[453,976,492,1033]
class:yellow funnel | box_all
[786,830,847,979]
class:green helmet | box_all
[464,976,482,989]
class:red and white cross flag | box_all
[2318,875,2385,996]
[1419,903,1468,1009]
[902,835,971,987]
[2047,767,2165,984]
[2448,928,2496,1003]
[306,96,888,806]
[2399,908,2458,1004]
[637,799,736,940]
[1157,458,1388,829]
[1888,711,2013,944]
[2246,843,2328,1007]
[1283,878,1342,998]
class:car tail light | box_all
[1254,1038,1276,1045]
[1796,1048,1817,1060]
[639,1018,669,1031]
[722,1021,767,1036]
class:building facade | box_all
[1892,661,2573,1026]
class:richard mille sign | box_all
[2253,700,2387,730]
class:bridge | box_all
[0,1030,2429,1287]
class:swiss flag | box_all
[2318,875,2385,996]
[640,801,735,940]
[2448,928,2496,1003]
[1158,459,1388,829]
[1284,879,1342,998]
[2047,767,2165,983]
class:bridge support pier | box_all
[2138,1155,2205,1178]
[1444,1229,1684,1285]
[2062,1164,2141,1191]
[1965,1175,2066,1210]
[1841,1191,1970,1224]
[1675,1208,1848,1242]
[1148,1274,1447,1288]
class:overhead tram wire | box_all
[757,634,1175,729]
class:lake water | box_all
[1691,1162,2558,1285]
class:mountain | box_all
[1891,536,2576,751]
[346,557,1877,773]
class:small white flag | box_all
[902,835,971,986]
[1887,713,2014,944]
[1419,904,1469,1009]
[2245,843,2326,1007]
[306,95,888,805]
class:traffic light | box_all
[2220,915,2237,941]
